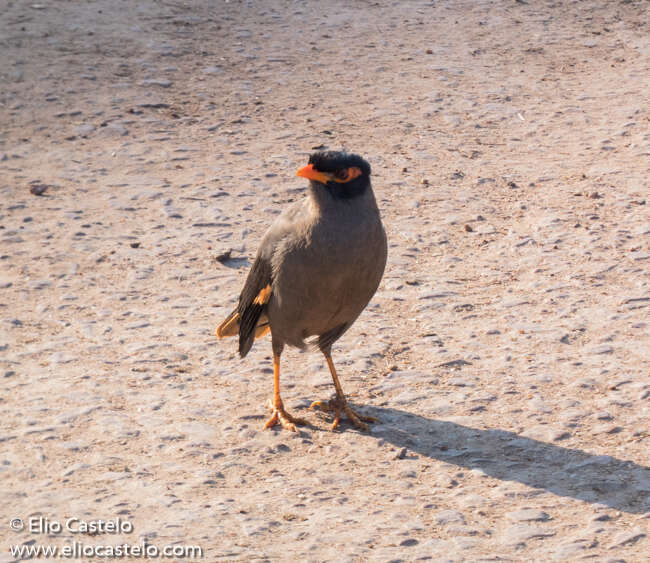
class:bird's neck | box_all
[308,181,374,214]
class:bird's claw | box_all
[309,400,330,411]
[310,397,378,431]
[265,398,307,432]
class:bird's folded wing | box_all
[237,255,273,357]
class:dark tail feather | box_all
[238,284,272,358]
[217,310,269,350]
[238,304,266,357]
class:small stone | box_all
[137,100,169,109]
[62,462,90,477]
[438,359,472,369]
[607,527,645,549]
[552,430,571,441]
[592,513,612,522]
[434,510,466,525]
[60,441,85,451]
[99,124,129,137]
[506,509,551,522]
[140,79,172,88]
[75,124,95,137]
[590,344,613,355]
[216,250,232,263]
[593,423,623,434]
[608,379,632,390]
[29,280,52,290]
[553,538,595,558]
[49,352,77,365]
[163,207,183,219]
[504,524,555,545]
[400,538,418,546]
[395,447,407,460]
[527,397,551,414]
[30,184,48,196]
[448,377,475,387]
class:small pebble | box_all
[30,184,48,196]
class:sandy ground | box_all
[1,0,649,561]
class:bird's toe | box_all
[264,400,307,432]
[313,395,376,431]
[309,399,333,412]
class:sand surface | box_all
[1,0,649,560]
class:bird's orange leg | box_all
[310,354,378,431]
[264,354,307,432]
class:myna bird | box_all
[216,151,387,431]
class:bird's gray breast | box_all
[269,202,386,347]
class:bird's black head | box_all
[297,151,371,200]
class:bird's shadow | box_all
[358,406,649,515]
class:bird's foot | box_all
[310,396,378,431]
[264,398,307,432]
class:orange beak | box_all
[296,163,331,184]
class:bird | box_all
[216,151,387,432]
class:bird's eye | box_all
[333,168,349,181]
